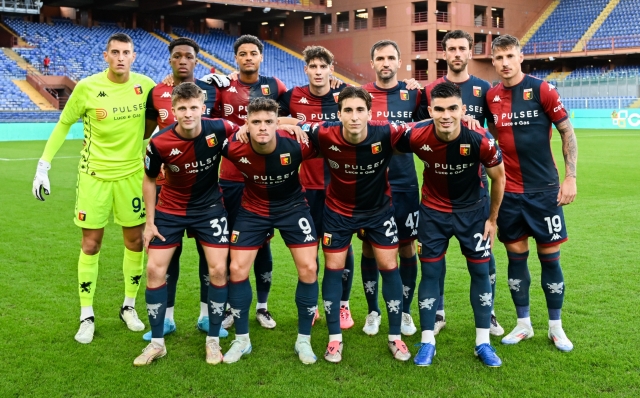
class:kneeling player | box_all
[134,83,237,366]
[396,82,506,366]
[223,98,320,365]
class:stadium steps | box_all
[628,98,640,108]
[546,71,571,81]
[572,0,621,52]
[166,32,235,74]
[520,0,561,46]
[265,40,359,86]
[1,48,40,75]
[11,80,57,110]
[0,21,29,46]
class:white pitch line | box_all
[0,156,79,161]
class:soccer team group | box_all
[31,29,578,367]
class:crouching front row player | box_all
[134,82,238,366]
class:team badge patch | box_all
[460,144,470,156]
[206,134,218,147]
[371,142,382,154]
[359,228,366,237]
[280,153,291,165]
[323,233,332,246]
[417,242,422,255]
[78,211,87,221]
[400,90,409,101]
[96,108,107,121]
[473,86,482,97]
[231,231,240,243]
[203,91,208,101]
[523,88,533,100]
[261,85,271,95]
[134,85,143,95]
[144,156,150,170]
[333,92,339,103]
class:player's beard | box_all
[447,59,468,74]
[377,68,396,83]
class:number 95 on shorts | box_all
[150,208,230,249]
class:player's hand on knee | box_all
[329,75,344,89]
[143,224,165,252]
[462,115,482,130]
[557,177,577,206]
[161,74,174,86]
[200,73,231,88]
[403,78,422,90]
[32,159,51,201]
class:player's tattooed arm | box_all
[555,118,578,206]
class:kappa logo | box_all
[130,275,142,285]
[239,157,251,164]
[169,148,182,156]
[329,145,341,152]
[220,236,229,243]
[328,159,339,169]
[551,233,562,241]
[158,109,169,121]
[97,91,108,98]
[304,234,315,242]
[80,281,92,293]
[160,91,171,98]
[419,298,436,310]
[548,83,556,91]
[420,144,433,152]
[228,86,238,93]
[479,292,492,306]
[481,250,490,257]
[488,138,495,150]
[391,236,398,243]
[167,164,180,172]
[492,95,501,103]
[298,97,309,104]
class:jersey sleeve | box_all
[298,121,326,154]
[300,136,319,160]
[144,140,163,178]
[416,89,430,121]
[210,91,223,118]
[394,125,414,153]
[275,78,288,97]
[278,89,293,116]
[479,131,502,168]
[41,81,86,162]
[145,86,159,121]
[388,121,410,148]
[540,81,569,124]
[222,119,240,138]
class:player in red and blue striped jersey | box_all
[278,45,356,329]
[421,30,504,337]
[487,35,578,352]
[396,82,506,367]
[222,98,320,365]
[211,35,287,330]
[358,40,425,337]
[299,87,413,363]
[136,83,237,366]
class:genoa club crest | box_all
[261,85,271,95]
[280,153,291,165]
[460,144,470,156]
[333,92,339,103]
[323,233,332,246]
[134,85,143,95]
[400,90,409,101]
[78,211,87,221]
[206,134,218,147]
[371,142,382,154]
[473,86,482,97]
[417,242,422,255]
[523,88,533,100]
[231,231,239,243]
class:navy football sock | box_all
[340,245,355,301]
[296,280,319,335]
[207,283,228,337]
[399,255,418,314]
[418,259,443,331]
[322,268,343,335]
[507,251,531,318]
[146,284,167,339]
[361,255,380,315]
[467,259,492,329]
[195,240,208,304]
[228,278,252,335]
[379,266,403,335]
[166,244,182,308]
[539,251,564,320]
[437,258,447,311]
[254,242,273,305]
[489,252,497,302]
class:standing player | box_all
[488,35,578,352]
[135,82,236,366]
[278,45,356,329]
[143,37,229,340]
[421,30,504,336]
[222,98,319,365]
[300,86,412,363]
[396,82,505,367]
[359,40,422,337]
[32,33,155,344]
[213,35,287,330]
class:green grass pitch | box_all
[0,129,639,397]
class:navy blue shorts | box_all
[220,179,244,229]
[497,191,568,246]
[417,202,491,263]
[305,188,326,236]
[149,206,229,249]
[391,189,420,243]
[322,206,399,253]
[231,205,317,249]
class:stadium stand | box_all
[0,52,40,111]
[590,0,640,49]
[562,96,637,109]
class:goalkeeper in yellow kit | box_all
[32,33,155,344]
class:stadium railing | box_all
[524,35,640,56]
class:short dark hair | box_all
[171,82,204,106]
[492,34,521,52]
[338,86,372,111]
[247,97,279,116]
[442,30,474,50]
[106,32,133,50]
[303,45,334,65]
[169,37,199,55]
[430,82,462,101]
[370,40,401,60]
[234,35,263,54]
